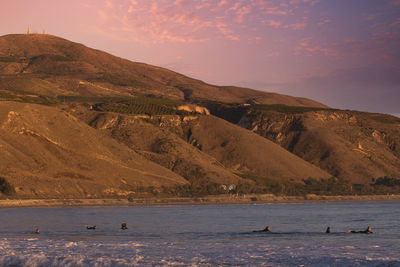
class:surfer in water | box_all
[253,226,270,232]
[326,226,331,233]
[348,226,373,234]
[121,222,128,230]
[86,225,97,230]
[35,228,40,234]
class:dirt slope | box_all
[0,102,187,198]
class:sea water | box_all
[0,201,399,266]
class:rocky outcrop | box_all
[238,109,400,183]
[177,104,210,115]
[239,112,305,151]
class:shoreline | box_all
[1,194,400,208]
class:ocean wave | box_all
[1,238,399,267]
[0,255,145,267]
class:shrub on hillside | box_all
[0,177,16,196]
[373,176,400,187]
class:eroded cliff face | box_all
[238,109,400,183]
[86,112,245,185]
[79,109,332,186]
[239,112,305,151]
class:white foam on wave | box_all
[1,235,400,267]
[64,242,77,248]
[0,238,150,267]
[365,256,398,261]
[159,259,186,266]
[129,242,147,247]
[0,254,146,267]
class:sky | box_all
[0,0,399,116]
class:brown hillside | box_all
[67,103,331,183]
[238,109,400,183]
[4,33,398,197]
[0,102,187,198]
[0,34,327,107]
[83,112,245,185]
[142,114,332,182]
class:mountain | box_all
[0,34,327,107]
[1,33,399,199]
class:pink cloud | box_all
[266,20,283,28]
[195,2,212,10]
[289,0,319,6]
[295,22,400,62]
[295,38,340,56]
[236,6,251,23]
[318,18,331,26]
[286,22,307,30]
[218,0,228,8]
[91,0,320,43]
[216,21,232,35]
[390,18,400,27]
[229,1,242,11]
[267,51,280,57]
[392,0,400,6]
[264,7,289,15]
[226,35,240,41]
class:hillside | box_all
[84,112,245,186]
[0,34,327,107]
[181,115,331,181]
[79,111,330,182]
[216,105,400,184]
[0,101,187,198]
[1,33,399,199]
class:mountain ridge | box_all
[0,34,328,107]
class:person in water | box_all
[253,226,270,232]
[326,226,331,233]
[86,225,97,230]
[35,228,40,234]
[348,226,373,234]
[121,222,128,230]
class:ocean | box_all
[0,201,399,266]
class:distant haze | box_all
[0,0,399,115]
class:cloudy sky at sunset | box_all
[1,0,399,116]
